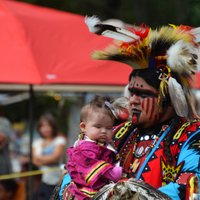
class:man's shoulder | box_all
[182,118,200,131]
[172,118,200,141]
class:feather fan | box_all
[93,178,171,200]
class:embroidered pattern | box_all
[85,161,110,184]
[161,158,183,186]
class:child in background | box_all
[65,96,130,200]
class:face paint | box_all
[129,76,159,128]
[141,97,159,121]
[132,113,139,124]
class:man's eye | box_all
[131,91,147,98]
[140,94,149,98]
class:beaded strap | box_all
[136,125,171,180]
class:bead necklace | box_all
[129,125,168,173]
[132,124,169,159]
[130,125,169,173]
[132,134,159,159]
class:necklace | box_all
[133,134,159,159]
[129,125,169,173]
[133,124,169,158]
[129,124,170,173]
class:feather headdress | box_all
[85,16,200,120]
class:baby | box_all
[65,95,130,200]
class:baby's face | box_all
[80,110,113,143]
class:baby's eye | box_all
[106,127,113,130]
[94,125,101,128]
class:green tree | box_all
[17,0,200,26]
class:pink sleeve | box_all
[103,166,122,182]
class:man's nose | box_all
[130,94,141,105]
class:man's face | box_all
[128,76,160,129]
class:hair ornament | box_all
[104,101,118,119]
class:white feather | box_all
[100,30,136,42]
[196,48,200,71]
[85,16,101,33]
[168,77,188,117]
[190,27,200,43]
[167,40,197,75]
[85,15,139,42]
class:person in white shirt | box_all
[32,113,67,200]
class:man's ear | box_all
[80,122,86,132]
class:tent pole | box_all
[28,84,34,200]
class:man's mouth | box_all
[132,108,141,115]
[131,109,141,124]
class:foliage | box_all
[18,0,200,26]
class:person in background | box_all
[0,117,26,200]
[64,96,130,200]
[0,179,18,200]
[83,17,200,199]
[0,116,14,174]
[32,113,67,200]
[10,121,30,173]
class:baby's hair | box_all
[80,95,114,122]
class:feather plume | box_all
[166,40,197,75]
[190,27,200,43]
[84,15,101,33]
[168,77,188,118]
[85,16,139,42]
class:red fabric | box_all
[0,0,131,85]
[190,73,200,89]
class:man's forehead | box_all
[129,76,158,93]
[129,76,149,89]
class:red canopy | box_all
[0,0,199,89]
[0,0,131,86]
